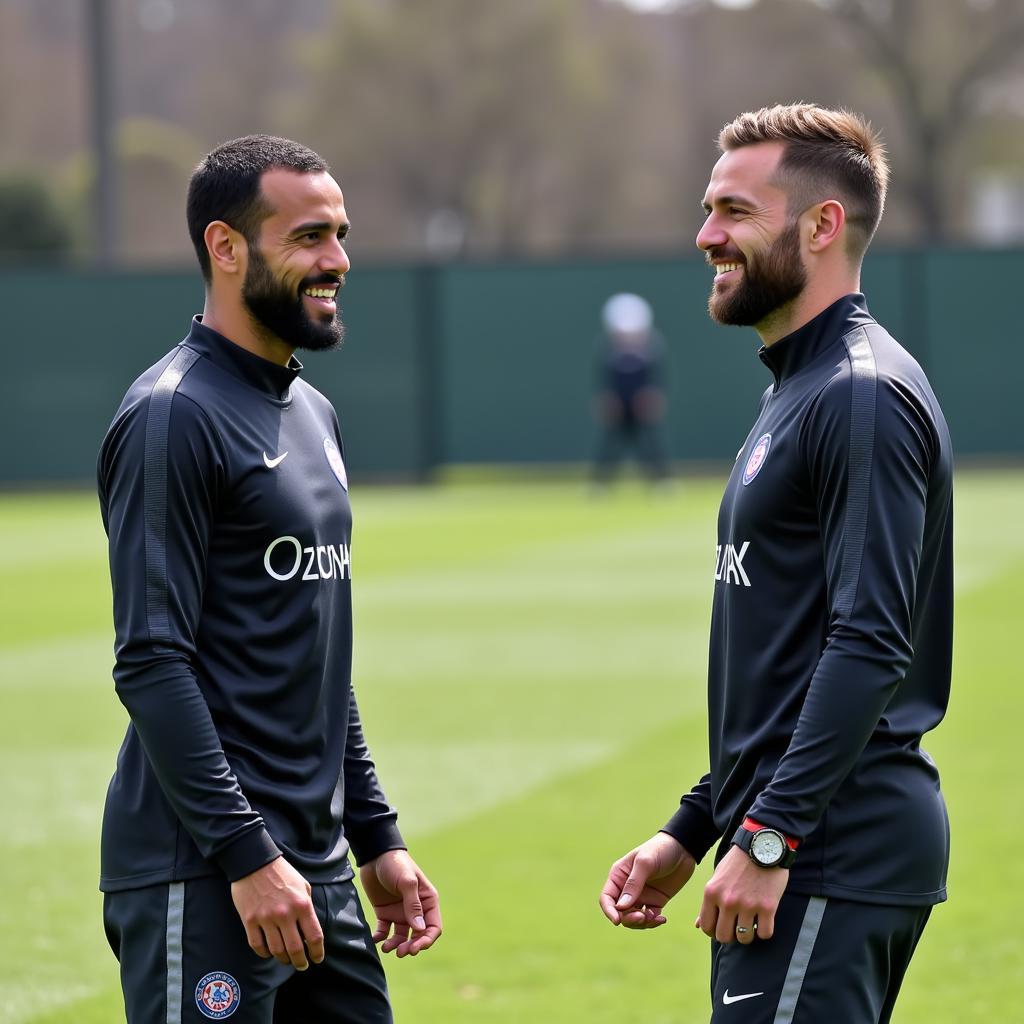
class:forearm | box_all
[748,632,907,838]
[115,650,280,879]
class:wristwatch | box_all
[731,817,798,869]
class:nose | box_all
[322,235,351,276]
[696,214,727,254]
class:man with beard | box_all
[600,105,953,1023]
[98,136,440,1023]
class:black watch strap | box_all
[731,823,798,869]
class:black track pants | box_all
[104,873,392,1023]
[709,892,932,1023]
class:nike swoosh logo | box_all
[263,451,289,469]
[723,990,764,1005]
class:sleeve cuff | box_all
[661,803,721,864]
[347,820,406,867]
[746,801,807,845]
[214,827,283,882]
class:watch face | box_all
[750,830,785,866]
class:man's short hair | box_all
[719,103,889,262]
[186,135,329,282]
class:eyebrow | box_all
[701,194,757,213]
[290,220,350,237]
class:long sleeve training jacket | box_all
[664,293,953,906]
[97,317,403,892]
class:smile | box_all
[714,262,743,276]
[303,285,339,299]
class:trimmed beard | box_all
[709,220,806,328]
[242,243,344,352]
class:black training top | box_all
[663,293,953,906]
[97,317,403,893]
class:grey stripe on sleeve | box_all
[144,346,200,642]
[166,881,186,1024]
[834,328,877,618]
[772,896,827,1024]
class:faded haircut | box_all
[719,103,889,262]
[187,135,329,282]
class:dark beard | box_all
[242,244,344,352]
[708,220,806,327]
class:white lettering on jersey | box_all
[715,542,751,587]
[264,535,352,582]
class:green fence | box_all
[1,248,1019,484]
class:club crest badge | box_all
[742,432,772,486]
[195,972,241,1019]
[323,436,349,491]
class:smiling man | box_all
[98,136,440,1023]
[601,105,953,1022]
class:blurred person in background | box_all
[97,135,440,1024]
[591,292,671,488]
[601,104,953,1023]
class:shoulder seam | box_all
[834,326,877,619]
[143,346,202,643]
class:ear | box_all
[805,199,846,254]
[204,220,247,277]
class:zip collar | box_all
[182,316,302,401]
[758,293,874,389]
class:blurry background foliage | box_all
[1,0,1022,267]
[0,174,74,264]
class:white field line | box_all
[2,483,1019,1003]
[2,504,1019,1023]
[2,512,1018,852]
[0,535,1010,684]
[372,739,615,840]
[3,983,99,1024]
[0,632,112,690]
[0,520,106,570]
[951,537,1024,594]
[0,542,1015,703]
[1,750,114,848]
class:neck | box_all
[756,270,861,347]
[200,293,295,367]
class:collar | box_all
[757,293,873,389]
[183,316,302,401]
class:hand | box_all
[636,388,665,421]
[359,849,442,957]
[697,844,789,944]
[600,832,696,929]
[230,856,325,970]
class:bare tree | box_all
[6,0,1022,260]
[291,0,684,258]
[822,0,1024,241]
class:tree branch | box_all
[945,19,1024,126]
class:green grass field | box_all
[2,471,1022,1022]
